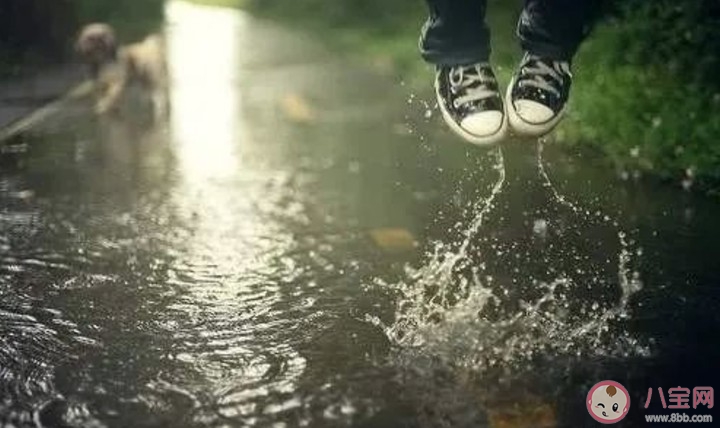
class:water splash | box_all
[373,141,647,375]
[536,141,643,312]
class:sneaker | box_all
[435,63,507,146]
[506,53,572,136]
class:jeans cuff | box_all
[520,39,577,62]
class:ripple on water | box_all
[0,303,99,426]
[139,219,315,426]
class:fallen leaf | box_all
[372,55,395,75]
[10,190,34,200]
[488,401,556,428]
[281,93,315,124]
[369,228,417,252]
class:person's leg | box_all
[517,0,597,61]
[419,0,490,66]
[420,0,508,146]
[506,0,599,136]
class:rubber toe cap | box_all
[513,100,554,124]
[460,111,504,137]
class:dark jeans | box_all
[420,0,599,65]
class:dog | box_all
[75,23,168,119]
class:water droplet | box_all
[532,219,548,238]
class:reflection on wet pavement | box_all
[0,2,719,428]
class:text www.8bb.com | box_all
[645,414,713,423]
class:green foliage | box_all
[559,1,720,186]
[0,0,164,76]
[604,0,720,88]
[0,0,76,67]
[72,0,165,41]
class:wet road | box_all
[1,2,719,427]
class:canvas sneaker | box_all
[434,63,507,146]
[506,53,572,136]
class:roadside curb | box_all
[0,80,93,145]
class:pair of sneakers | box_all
[435,53,572,145]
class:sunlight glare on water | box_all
[162,3,307,425]
[167,1,243,180]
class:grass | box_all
[560,15,720,188]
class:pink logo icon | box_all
[587,380,631,424]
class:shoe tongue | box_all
[466,65,481,76]
[465,63,488,76]
[526,54,545,65]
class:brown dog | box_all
[75,23,168,119]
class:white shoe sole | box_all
[435,78,508,147]
[505,76,567,137]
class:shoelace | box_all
[517,55,571,98]
[448,64,498,107]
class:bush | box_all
[561,0,720,186]
[0,0,165,75]
[0,0,76,65]
[72,0,165,41]
[604,0,720,88]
